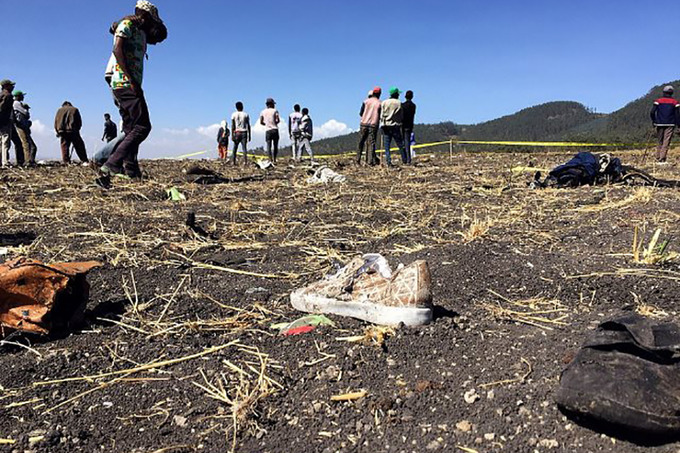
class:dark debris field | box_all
[1,151,679,453]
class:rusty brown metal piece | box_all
[0,258,101,338]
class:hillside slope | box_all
[459,101,601,141]
[565,79,680,143]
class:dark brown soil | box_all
[1,151,679,453]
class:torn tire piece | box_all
[0,258,101,337]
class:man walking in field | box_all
[97,0,166,187]
[401,90,416,164]
[650,85,680,163]
[380,87,408,167]
[55,101,89,164]
[356,87,381,165]
[289,104,303,162]
[231,102,251,165]
[260,98,281,163]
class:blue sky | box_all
[4,0,678,159]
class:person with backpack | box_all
[650,85,680,163]
[216,120,230,160]
[97,0,167,187]
[13,91,37,166]
[54,101,88,164]
[356,87,381,166]
[231,102,251,165]
[259,98,281,163]
[298,107,315,163]
[289,104,303,162]
[380,87,408,167]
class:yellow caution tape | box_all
[164,138,651,162]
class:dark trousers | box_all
[266,129,279,162]
[59,131,88,163]
[656,126,675,162]
[105,87,151,175]
[357,125,379,164]
[232,131,249,164]
[402,127,413,164]
[382,125,407,165]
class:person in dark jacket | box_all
[55,101,88,164]
[102,113,118,142]
[0,79,16,167]
[401,90,416,164]
[650,85,680,163]
[216,120,229,160]
[298,107,315,163]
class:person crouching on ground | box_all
[651,85,680,164]
[299,108,315,164]
[217,120,230,160]
[259,98,281,163]
[55,101,88,164]
[98,0,166,188]
[231,102,251,165]
[380,87,408,167]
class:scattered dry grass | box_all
[482,290,569,330]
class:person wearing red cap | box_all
[356,87,382,165]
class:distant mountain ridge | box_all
[305,79,679,153]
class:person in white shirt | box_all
[259,98,281,163]
[288,104,303,162]
[230,101,251,165]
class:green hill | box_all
[459,101,601,141]
[564,79,680,143]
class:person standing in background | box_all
[650,85,679,163]
[299,107,315,163]
[231,101,251,165]
[380,87,407,167]
[259,98,281,163]
[216,120,229,160]
[401,90,416,164]
[356,87,381,166]
[0,79,15,167]
[54,101,89,164]
[13,91,37,166]
[102,113,118,143]
[289,104,303,162]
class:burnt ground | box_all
[0,150,679,453]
